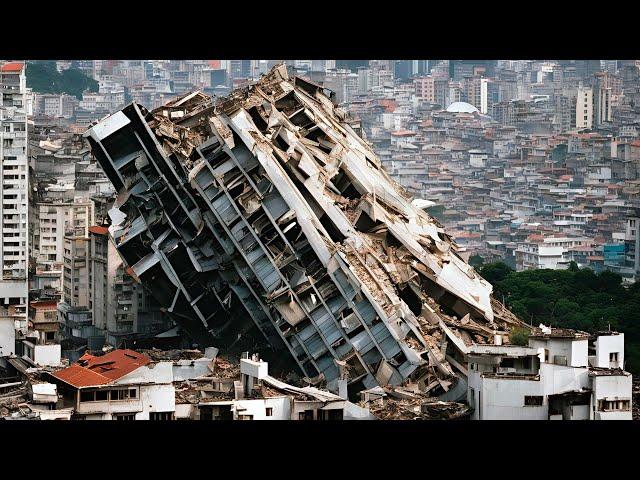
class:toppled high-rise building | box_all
[84,65,525,395]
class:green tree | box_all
[469,254,484,268]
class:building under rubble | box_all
[83,65,527,398]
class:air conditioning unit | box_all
[554,355,567,366]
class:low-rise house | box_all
[49,349,175,420]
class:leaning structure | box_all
[84,65,525,395]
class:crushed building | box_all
[84,65,526,396]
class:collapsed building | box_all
[83,65,525,398]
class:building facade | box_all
[0,62,29,342]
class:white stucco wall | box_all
[470,374,547,420]
[540,363,590,395]
[595,334,625,369]
[172,358,212,382]
[529,338,588,367]
[135,384,176,419]
[0,318,15,356]
[116,362,174,385]
[34,344,61,366]
[175,403,194,419]
[232,397,290,420]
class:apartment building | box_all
[32,200,93,266]
[575,86,593,129]
[0,61,29,340]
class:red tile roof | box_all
[88,225,109,236]
[52,364,112,388]
[1,62,24,72]
[52,349,151,388]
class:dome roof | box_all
[446,101,479,113]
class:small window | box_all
[265,407,273,417]
[114,413,136,421]
[150,412,173,420]
[524,395,543,406]
[129,388,137,399]
[501,358,515,368]
[95,390,108,401]
[80,391,94,402]
[610,352,619,362]
[299,410,314,420]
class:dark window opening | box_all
[524,395,543,406]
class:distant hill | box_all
[26,60,98,100]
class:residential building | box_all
[467,326,632,420]
[50,349,175,420]
[1,61,29,343]
[575,86,593,129]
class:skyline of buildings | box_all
[0,58,637,420]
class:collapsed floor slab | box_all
[84,65,525,395]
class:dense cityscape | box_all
[0,59,637,420]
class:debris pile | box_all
[85,64,526,397]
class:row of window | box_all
[113,412,174,420]
[79,388,137,403]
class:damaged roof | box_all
[51,349,151,388]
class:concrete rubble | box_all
[83,64,528,402]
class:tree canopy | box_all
[26,60,98,100]
[479,262,640,373]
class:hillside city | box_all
[0,59,637,420]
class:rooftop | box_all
[446,102,479,114]
[1,62,24,73]
[51,349,151,388]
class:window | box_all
[149,412,173,420]
[265,407,273,417]
[501,358,515,368]
[110,389,137,401]
[114,413,136,420]
[524,395,543,406]
[298,410,314,420]
[598,399,630,412]
[610,352,619,363]
[80,391,94,402]
[95,390,108,401]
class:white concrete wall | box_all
[592,374,632,421]
[529,338,587,367]
[33,344,61,366]
[232,397,290,420]
[116,362,174,385]
[175,403,194,419]
[173,358,212,382]
[240,358,268,379]
[570,339,588,367]
[471,375,547,420]
[0,317,15,356]
[595,334,625,369]
[540,364,590,395]
[135,384,176,420]
[570,405,590,420]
